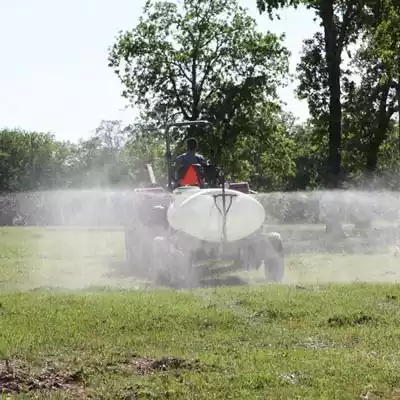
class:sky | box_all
[0,0,320,143]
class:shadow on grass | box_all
[106,260,249,290]
[24,260,250,292]
[198,275,248,288]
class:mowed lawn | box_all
[1,227,400,398]
[0,225,399,291]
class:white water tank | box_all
[167,188,265,242]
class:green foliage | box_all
[0,129,69,192]
[294,0,370,186]
[296,33,329,121]
[337,0,400,181]
[256,0,300,16]
[370,0,400,74]
[108,0,290,166]
[123,121,167,185]
[288,120,328,190]
[108,0,289,114]
[0,121,166,192]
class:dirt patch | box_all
[129,356,200,375]
[279,372,305,385]
[0,359,86,396]
[296,337,338,349]
[296,335,360,349]
[326,313,376,327]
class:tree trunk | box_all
[321,0,342,189]
[365,140,380,176]
[397,77,400,152]
[365,85,390,176]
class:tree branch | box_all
[198,37,226,97]
[166,66,190,120]
[337,0,358,53]
[171,61,192,83]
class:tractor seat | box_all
[228,182,250,194]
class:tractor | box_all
[123,120,284,288]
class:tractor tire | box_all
[124,228,153,278]
[125,227,198,288]
[154,243,198,289]
[124,229,136,264]
[263,232,285,282]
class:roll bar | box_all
[164,120,213,191]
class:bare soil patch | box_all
[128,356,200,375]
[0,359,87,396]
[326,312,376,328]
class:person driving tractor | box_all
[173,137,209,187]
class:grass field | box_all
[1,226,400,398]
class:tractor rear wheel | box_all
[154,245,200,289]
[263,232,285,282]
[124,228,151,278]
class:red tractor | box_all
[123,120,284,288]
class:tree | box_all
[123,121,167,185]
[67,120,133,187]
[334,0,400,182]
[0,129,69,192]
[341,45,399,179]
[366,0,400,148]
[108,0,290,166]
[258,0,367,188]
[296,33,330,122]
[219,103,297,190]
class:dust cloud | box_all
[258,189,400,284]
[3,187,400,290]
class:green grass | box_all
[1,227,400,398]
[0,226,399,291]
